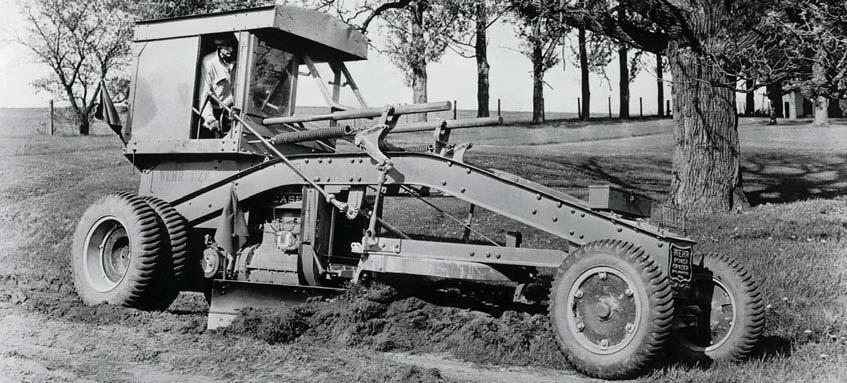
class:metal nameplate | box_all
[669,244,692,288]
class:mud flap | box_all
[207,280,345,330]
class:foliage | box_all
[137,0,276,19]
[507,0,569,77]
[444,1,508,58]
[375,1,467,86]
[760,1,847,101]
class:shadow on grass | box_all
[468,152,672,201]
[502,115,672,129]
[468,148,847,207]
[754,335,792,360]
[742,152,847,205]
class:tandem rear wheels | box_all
[669,252,765,365]
[71,193,189,310]
[547,241,764,379]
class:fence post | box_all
[639,97,643,118]
[577,97,582,119]
[453,100,457,120]
[49,99,55,136]
[608,96,612,118]
[497,98,501,117]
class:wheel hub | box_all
[567,266,641,354]
[678,276,736,350]
[82,216,131,292]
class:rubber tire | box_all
[548,239,674,379]
[670,252,764,364]
[140,196,189,281]
[139,196,190,310]
[72,193,163,308]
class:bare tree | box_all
[19,0,135,135]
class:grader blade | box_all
[207,280,344,330]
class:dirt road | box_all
[0,292,585,383]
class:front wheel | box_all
[670,252,764,364]
[548,240,674,379]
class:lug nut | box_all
[574,289,584,299]
[625,323,634,333]
[599,272,607,280]
[576,322,585,332]
[600,339,609,348]
[625,288,633,297]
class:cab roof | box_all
[134,5,368,61]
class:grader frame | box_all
[70,5,765,380]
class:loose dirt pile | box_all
[227,282,569,369]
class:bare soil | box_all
[3,114,847,382]
[0,278,584,382]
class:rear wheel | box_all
[548,240,674,379]
[670,252,764,364]
[138,196,190,309]
[72,193,164,308]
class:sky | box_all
[0,0,671,115]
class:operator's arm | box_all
[198,65,216,123]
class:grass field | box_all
[1,107,847,382]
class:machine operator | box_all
[197,34,237,138]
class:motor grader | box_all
[71,5,764,380]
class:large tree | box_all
[20,0,135,135]
[555,0,780,213]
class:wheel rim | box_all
[565,266,641,355]
[82,216,131,292]
[679,276,737,351]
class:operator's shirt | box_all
[198,51,235,122]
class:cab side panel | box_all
[131,37,200,140]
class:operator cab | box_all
[192,32,297,139]
[124,5,368,158]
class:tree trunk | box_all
[475,1,489,118]
[78,117,90,136]
[814,96,829,126]
[531,39,545,124]
[667,42,748,213]
[766,81,782,124]
[656,53,664,117]
[744,79,755,116]
[618,45,629,119]
[409,2,428,123]
[812,53,829,126]
[579,27,590,120]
